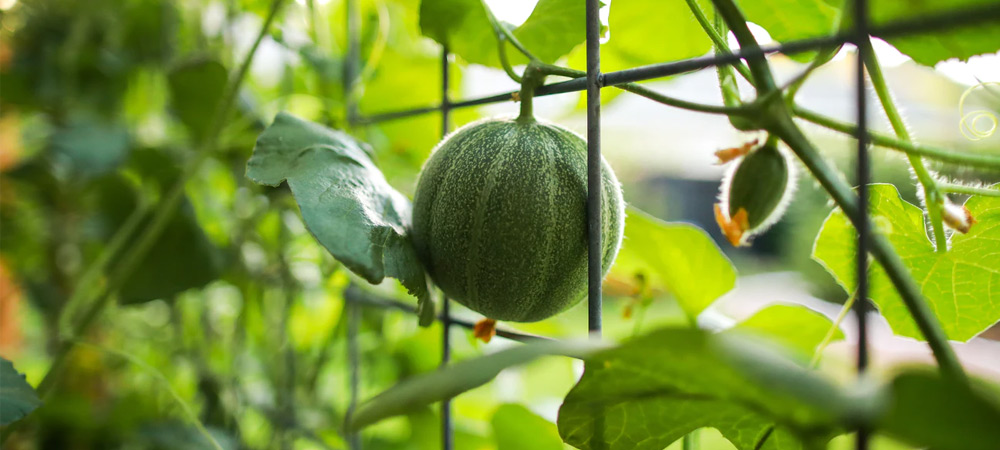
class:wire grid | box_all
[339,2,1000,449]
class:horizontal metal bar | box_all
[345,288,556,344]
[352,3,1000,126]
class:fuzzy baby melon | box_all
[411,117,625,322]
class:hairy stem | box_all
[861,40,948,252]
[939,182,1000,197]
[793,106,1000,170]
[684,0,753,82]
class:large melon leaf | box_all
[870,0,1000,66]
[246,112,434,325]
[598,0,714,72]
[419,0,588,67]
[812,184,1000,341]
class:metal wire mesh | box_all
[339,2,1000,449]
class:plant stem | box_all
[769,115,966,382]
[711,0,966,382]
[497,33,523,83]
[861,39,948,253]
[518,64,545,122]
[683,430,700,450]
[792,106,1000,170]
[683,0,753,82]
[939,182,1000,197]
[483,2,535,62]
[533,63,751,115]
[29,0,285,408]
[57,200,149,337]
[74,341,225,450]
[810,295,856,368]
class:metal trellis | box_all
[337,2,1000,449]
[852,0,872,448]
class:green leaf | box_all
[730,304,843,357]
[0,358,41,426]
[89,170,223,305]
[879,370,1000,450]
[346,339,606,430]
[419,0,586,67]
[246,112,434,325]
[871,0,1000,66]
[599,0,714,72]
[491,404,564,450]
[118,201,224,304]
[737,0,840,62]
[812,184,1000,341]
[609,207,736,319]
[168,58,228,142]
[49,111,131,177]
[557,328,861,450]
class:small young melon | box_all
[411,117,625,322]
[715,141,796,247]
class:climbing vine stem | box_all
[861,39,949,253]
[793,106,1000,170]
[939,182,1000,197]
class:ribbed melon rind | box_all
[412,117,625,322]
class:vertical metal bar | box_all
[585,0,603,338]
[439,45,454,450]
[853,0,871,448]
[344,1,362,448]
[345,289,362,450]
[344,0,360,125]
[585,2,607,449]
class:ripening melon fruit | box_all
[411,117,625,322]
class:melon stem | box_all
[517,64,545,123]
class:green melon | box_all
[411,117,625,322]
[724,142,793,230]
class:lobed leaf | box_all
[246,113,434,325]
[813,184,1000,341]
